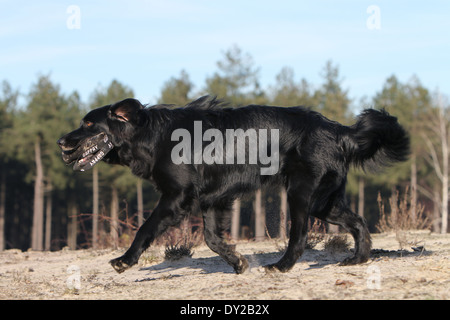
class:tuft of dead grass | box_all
[164,243,194,261]
[306,219,326,249]
[323,234,350,253]
[376,187,431,233]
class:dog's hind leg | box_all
[202,207,249,274]
[265,191,310,273]
[325,203,372,265]
[308,172,372,266]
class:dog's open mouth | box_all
[62,133,114,171]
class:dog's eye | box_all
[85,121,94,128]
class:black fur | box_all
[57,96,409,274]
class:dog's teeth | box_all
[89,150,105,166]
[81,144,99,158]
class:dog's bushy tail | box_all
[346,109,410,171]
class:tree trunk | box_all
[279,188,288,240]
[32,140,44,251]
[442,164,448,234]
[137,179,144,227]
[67,197,77,250]
[411,156,417,223]
[110,186,119,248]
[358,176,365,217]
[92,166,99,249]
[0,167,5,251]
[438,100,448,234]
[433,185,441,232]
[254,189,265,241]
[44,183,52,251]
[231,199,241,240]
[423,114,448,233]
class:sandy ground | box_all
[0,231,448,300]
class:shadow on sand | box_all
[135,246,432,280]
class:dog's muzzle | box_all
[60,133,114,171]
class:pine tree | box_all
[0,81,18,250]
[313,60,351,124]
[159,70,193,106]
[12,75,81,250]
[204,45,261,106]
[271,66,315,107]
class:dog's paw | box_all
[263,264,278,273]
[110,257,131,274]
[263,263,290,273]
[339,255,369,266]
[233,256,249,274]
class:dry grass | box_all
[161,217,202,261]
[306,218,326,249]
[164,243,194,261]
[323,234,350,253]
[376,187,431,233]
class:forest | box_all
[0,45,448,251]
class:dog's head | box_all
[57,98,144,171]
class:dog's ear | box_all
[109,98,143,123]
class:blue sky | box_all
[1,0,449,109]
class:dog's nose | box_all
[57,137,65,148]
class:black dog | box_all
[57,96,409,274]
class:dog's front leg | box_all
[202,207,249,274]
[110,194,190,273]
